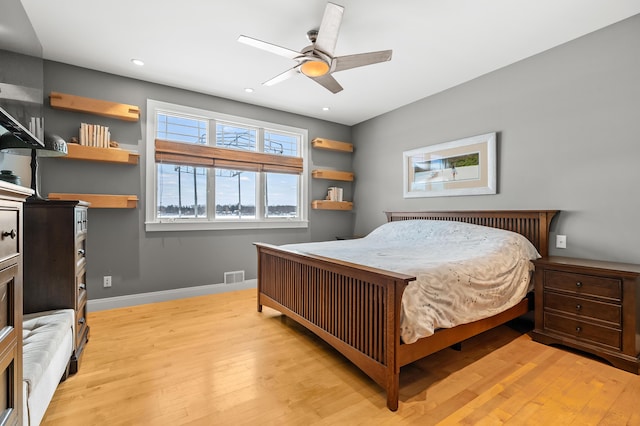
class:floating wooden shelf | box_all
[311,169,354,181]
[50,91,140,122]
[312,137,353,211]
[63,144,139,164]
[311,138,353,153]
[48,193,138,209]
[311,200,353,211]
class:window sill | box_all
[145,219,309,232]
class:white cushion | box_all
[23,309,75,395]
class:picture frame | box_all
[403,132,497,198]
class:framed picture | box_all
[403,132,497,198]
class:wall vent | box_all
[224,270,245,285]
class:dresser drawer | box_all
[544,312,621,350]
[75,207,88,236]
[76,236,87,268]
[544,292,621,326]
[76,269,87,308]
[76,303,88,346]
[544,270,621,301]
[0,210,19,262]
[0,264,18,342]
[0,280,10,338]
[0,343,18,425]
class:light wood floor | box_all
[42,289,639,425]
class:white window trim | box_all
[145,99,309,232]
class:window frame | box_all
[145,99,308,231]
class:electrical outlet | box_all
[556,235,567,249]
[103,275,112,288]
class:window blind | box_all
[155,139,303,174]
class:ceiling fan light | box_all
[300,60,330,77]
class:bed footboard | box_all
[255,210,557,411]
[255,242,415,411]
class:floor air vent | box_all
[224,270,245,285]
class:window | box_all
[146,100,308,231]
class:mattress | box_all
[282,220,540,344]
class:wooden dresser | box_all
[23,199,90,374]
[532,256,640,373]
[0,181,31,425]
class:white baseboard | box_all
[87,279,257,312]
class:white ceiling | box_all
[20,0,640,126]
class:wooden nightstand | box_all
[531,256,640,373]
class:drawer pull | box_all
[576,304,582,311]
[575,281,583,288]
[78,248,86,256]
[576,326,582,333]
[79,283,86,290]
[78,318,86,325]
[2,229,16,239]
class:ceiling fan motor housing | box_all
[299,44,333,76]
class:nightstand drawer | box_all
[544,292,621,326]
[544,312,621,350]
[0,210,18,262]
[544,270,621,301]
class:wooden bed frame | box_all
[255,210,558,411]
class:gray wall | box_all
[22,13,640,303]
[0,0,43,184]
[352,14,640,264]
[40,62,352,299]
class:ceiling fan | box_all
[237,2,392,94]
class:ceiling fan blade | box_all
[333,50,393,73]
[314,3,344,56]
[263,66,300,86]
[238,35,301,60]
[310,74,343,94]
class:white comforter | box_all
[281,220,540,344]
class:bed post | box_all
[256,245,263,312]
[385,278,405,411]
[537,211,557,257]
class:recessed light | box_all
[322,107,330,111]
[131,59,145,66]
[244,88,254,93]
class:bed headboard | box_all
[385,210,558,257]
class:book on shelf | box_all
[79,122,111,148]
[28,116,44,141]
